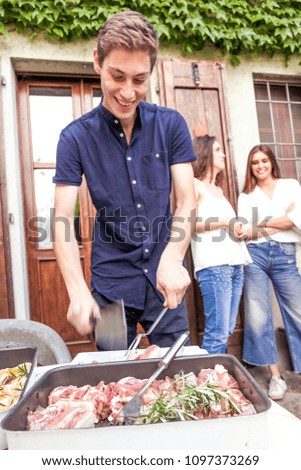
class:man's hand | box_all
[156,254,191,309]
[67,288,100,336]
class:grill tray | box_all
[0,346,38,410]
[0,346,38,449]
[2,354,271,450]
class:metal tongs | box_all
[124,306,168,360]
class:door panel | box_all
[157,58,242,357]
[37,256,88,357]
[0,80,14,318]
[18,78,100,355]
[158,58,237,205]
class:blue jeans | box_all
[196,265,244,354]
[243,241,301,372]
[92,281,189,349]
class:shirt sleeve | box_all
[52,129,83,186]
[286,179,301,232]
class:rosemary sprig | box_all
[139,370,243,425]
[8,363,29,379]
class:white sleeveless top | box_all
[191,180,252,273]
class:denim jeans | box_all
[243,241,301,372]
[92,281,189,349]
[196,265,244,354]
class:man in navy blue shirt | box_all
[53,11,197,347]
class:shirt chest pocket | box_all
[143,151,170,190]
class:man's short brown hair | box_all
[97,11,159,71]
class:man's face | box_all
[94,48,151,127]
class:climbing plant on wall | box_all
[1,0,301,64]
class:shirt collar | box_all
[98,102,143,130]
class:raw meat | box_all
[133,345,163,360]
[26,364,256,429]
[27,400,97,430]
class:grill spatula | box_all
[120,331,189,425]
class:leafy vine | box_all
[1,0,301,64]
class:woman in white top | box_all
[191,135,251,354]
[238,144,301,401]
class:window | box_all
[29,86,74,248]
[254,76,301,181]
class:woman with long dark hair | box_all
[191,135,251,354]
[238,144,301,400]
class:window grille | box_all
[254,77,301,182]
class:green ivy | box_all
[1,0,301,64]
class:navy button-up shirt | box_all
[53,101,196,309]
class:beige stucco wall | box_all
[0,32,300,323]
[0,33,97,319]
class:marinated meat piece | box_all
[27,400,97,430]
[48,382,109,419]
[109,377,147,422]
[227,388,256,415]
[133,345,163,360]
[197,364,238,390]
[142,376,177,407]
[48,385,85,404]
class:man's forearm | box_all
[156,200,196,308]
[165,202,196,259]
[53,221,89,299]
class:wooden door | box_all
[17,78,101,356]
[157,58,243,357]
[0,81,14,319]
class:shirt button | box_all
[114,119,118,124]
[137,203,142,208]
[144,248,149,253]
[132,180,137,185]
[127,156,132,161]
[144,269,148,273]
[155,153,160,158]
[141,226,146,231]
[120,133,124,137]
